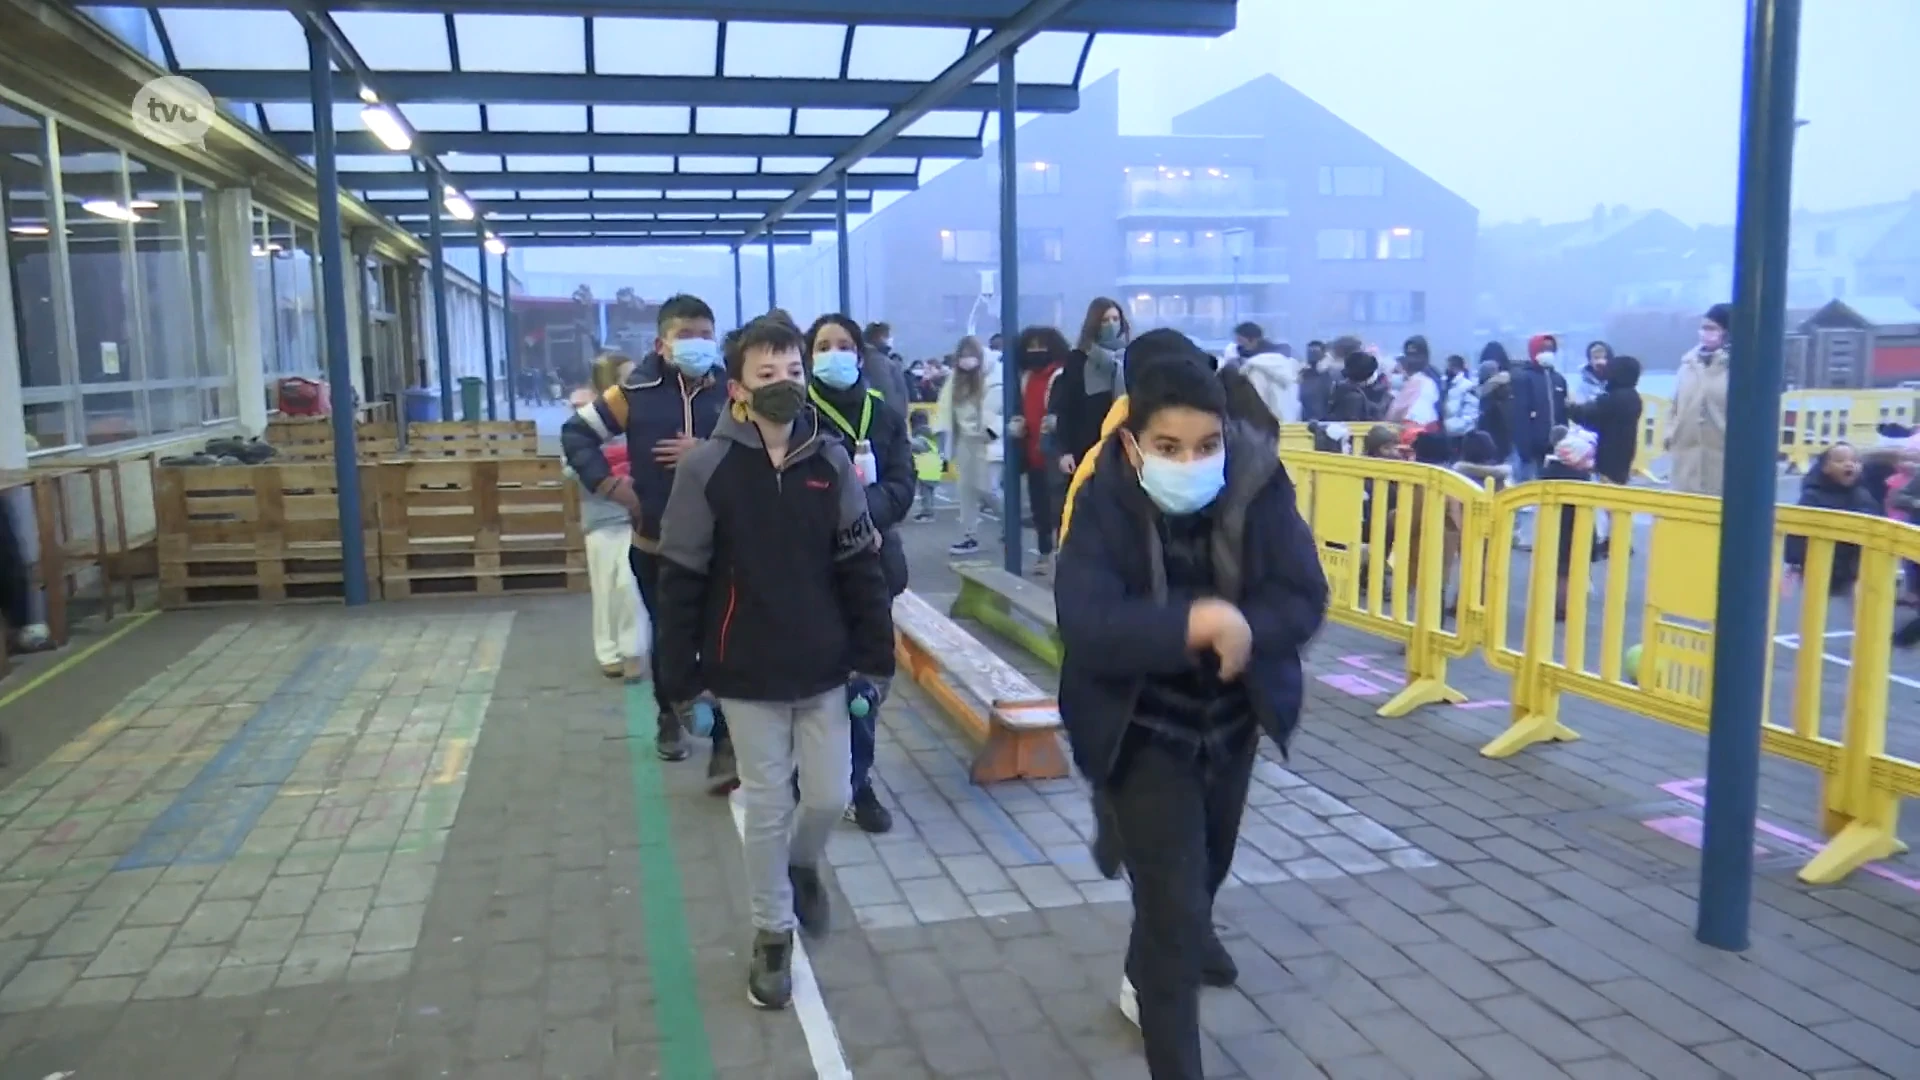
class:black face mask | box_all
[747,380,805,423]
[1020,351,1050,371]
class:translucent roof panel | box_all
[591,190,664,200]
[846,26,970,81]
[665,190,740,200]
[465,189,521,201]
[848,158,918,174]
[679,157,758,174]
[593,214,657,221]
[487,106,588,133]
[761,157,834,174]
[80,8,172,69]
[794,109,884,137]
[158,10,306,69]
[504,155,588,172]
[978,112,1049,145]
[972,30,1088,84]
[594,107,691,135]
[527,213,592,222]
[363,190,433,203]
[900,113,982,139]
[336,154,417,173]
[722,22,846,79]
[521,190,592,200]
[593,155,676,173]
[592,18,716,77]
[334,12,452,71]
[442,155,506,172]
[694,108,790,136]
[398,104,483,132]
[453,15,586,74]
[258,104,367,133]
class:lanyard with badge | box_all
[810,386,877,484]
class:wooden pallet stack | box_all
[374,458,585,599]
[404,421,539,459]
[262,416,402,462]
[155,463,381,608]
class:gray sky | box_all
[1084,0,1918,225]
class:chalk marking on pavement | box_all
[727,797,853,1080]
[1769,632,1920,691]
[434,738,469,785]
[0,610,157,713]
[1657,777,1920,894]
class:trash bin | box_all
[459,377,484,422]
[403,388,438,423]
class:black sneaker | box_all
[789,865,831,937]
[1090,790,1123,880]
[949,536,981,557]
[845,786,894,834]
[912,510,936,523]
[706,737,739,795]
[1200,930,1238,988]
[747,929,793,1010]
[656,709,690,762]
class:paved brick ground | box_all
[0,509,1912,1077]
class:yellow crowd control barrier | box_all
[1283,450,1488,717]
[1778,389,1920,472]
[1295,453,1919,885]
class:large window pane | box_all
[131,169,196,386]
[251,207,276,372]
[3,104,62,400]
[182,176,232,421]
[58,126,142,444]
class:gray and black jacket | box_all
[654,405,896,704]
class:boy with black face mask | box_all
[654,316,895,1010]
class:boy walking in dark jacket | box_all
[561,294,735,783]
[654,316,896,1011]
[1055,346,1329,1079]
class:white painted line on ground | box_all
[727,796,853,1080]
[1771,633,1920,691]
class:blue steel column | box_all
[476,227,497,421]
[732,247,744,327]
[1697,0,1802,953]
[997,51,1021,575]
[305,20,368,606]
[765,236,777,310]
[427,191,454,420]
[836,174,852,314]
[500,248,516,422]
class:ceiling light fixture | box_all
[360,105,412,152]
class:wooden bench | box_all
[949,561,1062,668]
[892,590,1068,784]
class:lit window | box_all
[1375,228,1424,260]
[1016,161,1061,195]
[939,228,993,263]
[1315,229,1367,260]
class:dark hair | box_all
[657,293,714,331]
[1705,303,1732,331]
[1411,431,1451,465]
[1403,335,1431,360]
[1307,339,1326,353]
[1445,353,1468,374]
[1478,340,1511,369]
[1329,335,1363,359]
[767,307,798,330]
[1343,352,1378,383]
[1585,340,1615,362]
[1076,297,1130,352]
[1122,327,1205,395]
[1233,321,1264,341]
[865,321,891,342]
[1123,355,1226,434]
[806,314,866,361]
[1017,325,1072,363]
[1219,368,1279,436]
[1461,431,1499,465]
[724,315,805,380]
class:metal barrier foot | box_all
[1377,677,1465,719]
[1798,823,1908,885]
[1478,713,1579,759]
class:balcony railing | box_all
[1135,311,1288,342]
[1121,247,1287,278]
[1120,179,1288,215]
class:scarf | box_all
[1084,344,1119,397]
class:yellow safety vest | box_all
[1057,394,1132,546]
[810,385,880,442]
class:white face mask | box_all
[957,356,980,371]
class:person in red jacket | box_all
[1007,326,1069,576]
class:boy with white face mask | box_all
[1054,346,1328,1080]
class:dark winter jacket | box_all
[809,378,915,596]
[1050,349,1115,467]
[1511,362,1570,460]
[654,407,895,704]
[1567,356,1644,484]
[560,356,726,551]
[1054,424,1329,786]
[1785,457,1883,592]
[1297,356,1339,422]
[1476,371,1515,461]
[862,345,912,423]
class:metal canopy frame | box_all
[112,0,1241,248]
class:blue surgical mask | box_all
[812,349,860,391]
[1138,450,1226,516]
[668,337,719,377]
[1098,323,1124,348]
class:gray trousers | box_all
[721,689,850,932]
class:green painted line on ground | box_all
[623,681,716,1080]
